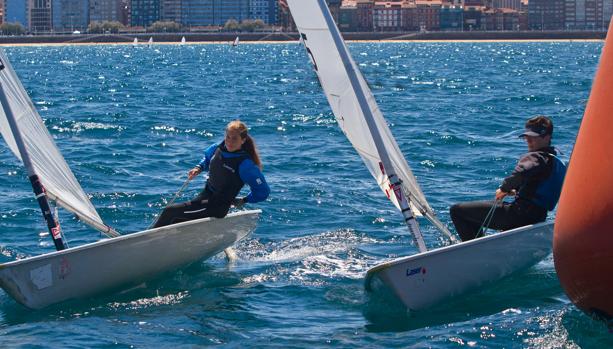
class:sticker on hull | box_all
[30,264,52,290]
[406,266,426,277]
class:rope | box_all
[148,177,191,229]
[475,199,501,240]
[165,178,192,208]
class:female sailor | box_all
[152,120,270,228]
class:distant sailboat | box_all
[181,36,186,45]
[0,50,260,309]
[232,36,239,47]
[288,0,555,311]
[148,37,153,47]
[133,37,138,47]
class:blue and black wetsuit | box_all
[450,146,566,241]
[152,141,270,228]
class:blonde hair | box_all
[226,120,262,169]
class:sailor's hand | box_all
[188,167,201,180]
[495,189,508,201]
[232,197,246,209]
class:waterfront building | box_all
[161,0,182,24]
[482,7,520,30]
[356,0,374,31]
[528,0,564,30]
[131,0,160,27]
[119,0,129,25]
[414,0,441,31]
[277,0,294,30]
[181,0,249,27]
[52,0,89,32]
[29,0,52,33]
[279,0,341,30]
[401,3,419,30]
[4,0,28,28]
[463,5,483,30]
[564,0,613,30]
[90,0,124,23]
[249,0,277,24]
[180,0,212,27]
[491,0,521,10]
[606,0,613,28]
[339,1,358,31]
[216,0,249,25]
[328,0,342,22]
[518,8,528,29]
[374,1,403,31]
[439,4,463,31]
[400,0,443,31]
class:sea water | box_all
[0,42,611,347]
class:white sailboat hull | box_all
[0,210,260,309]
[365,222,553,311]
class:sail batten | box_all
[0,50,116,238]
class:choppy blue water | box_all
[0,41,611,347]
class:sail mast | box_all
[313,0,427,252]
[0,64,67,251]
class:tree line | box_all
[0,19,270,36]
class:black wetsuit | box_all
[450,146,565,242]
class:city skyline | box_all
[0,0,611,34]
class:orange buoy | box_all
[553,22,613,321]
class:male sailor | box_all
[450,115,566,242]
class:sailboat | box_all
[0,50,260,309]
[148,37,153,47]
[232,36,239,47]
[287,0,554,311]
[133,37,138,47]
[181,36,186,45]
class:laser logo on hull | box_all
[406,267,426,277]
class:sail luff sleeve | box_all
[0,78,68,251]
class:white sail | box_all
[288,2,430,215]
[181,36,186,44]
[288,0,456,242]
[0,50,117,237]
[232,36,239,46]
